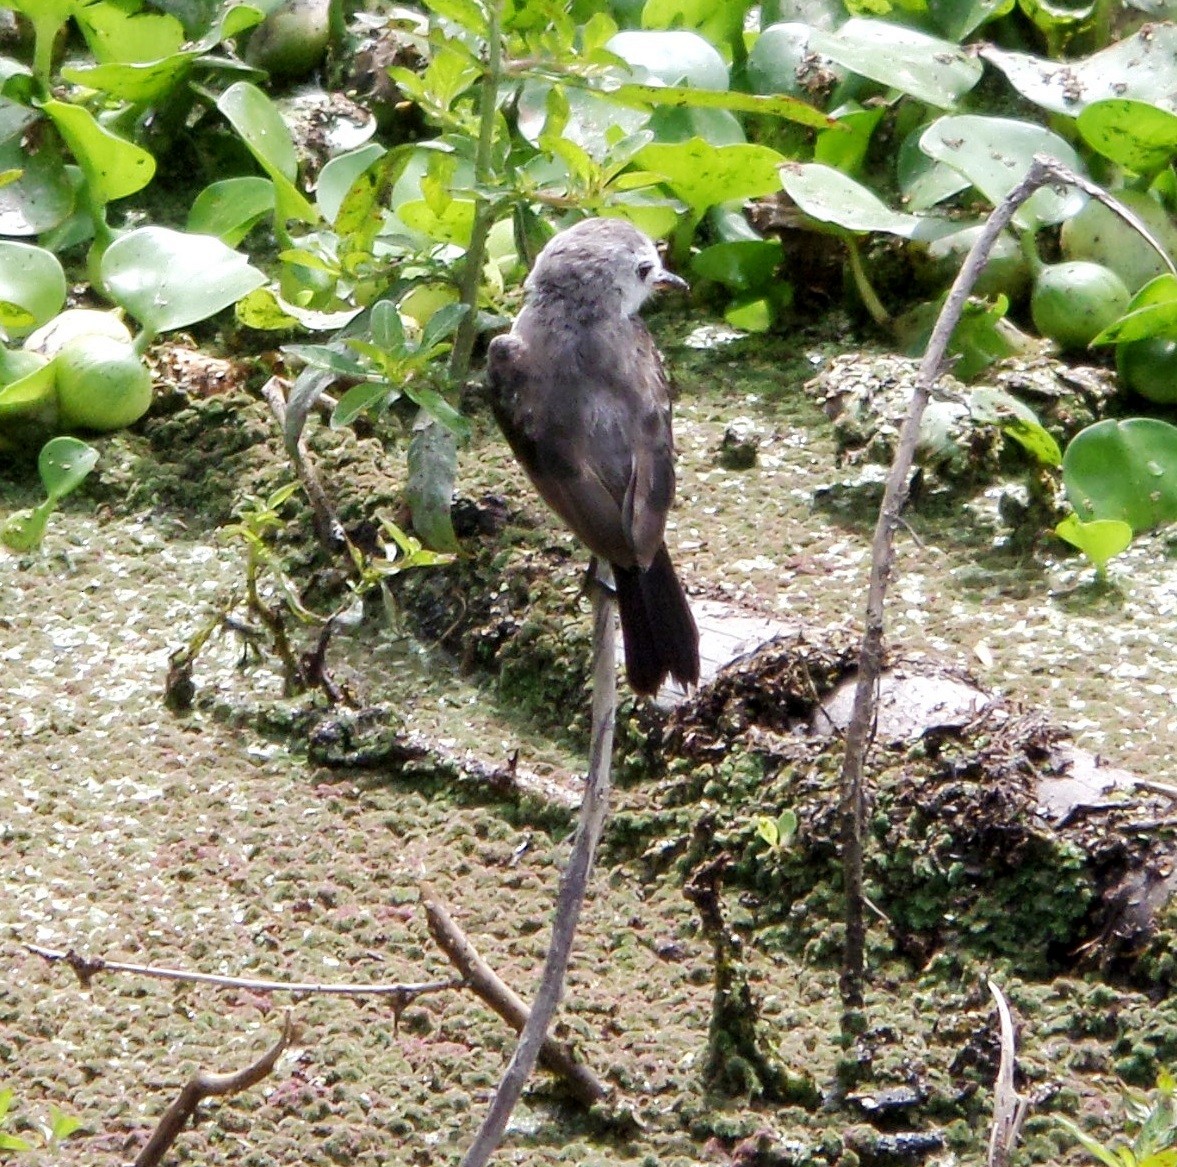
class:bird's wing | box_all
[487,331,635,565]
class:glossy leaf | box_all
[41,100,155,205]
[692,240,783,292]
[1062,417,1177,532]
[607,28,729,89]
[0,132,74,236]
[920,115,1084,230]
[1093,275,1177,345]
[40,434,99,500]
[1077,100,1177,178]
[217,81,318,226]
[101,226,267,335]
[982,27,1177,116]
[608,82,833,129]
[780,162,920,237]
[316,143,385,224]
[62,54,195,103]
[808,18,982,108]
[188,177,274,247]
[0,241,66,337]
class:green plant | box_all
[754,809,798,852]
[0,1086,82,1153]
[2,436,98,551]
[1059,1070,1177,1167]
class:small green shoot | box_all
[1055,513,1134,575]
[754,810,798,852]
[0,1086,32,1153]
[2,436,98,551]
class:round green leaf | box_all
[919,115,1084,230]
[1092,274,1177,345]
[1077,100,1177,178]
[187,176,275,245]
[607,29,728,89]
[1054,514,1133,571]
[101,226,267,335]
[316,143,385,224]
[41,99,155,206]
[780,162,920,237]
[39,434,98,501]
[0,130,75,236]
[0,241,66,337]
[1062,417,1177,532]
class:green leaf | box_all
[1093,274,1177,345]
[607,27,729,89]
[406,413,460,552]
[283,344,369,379]
[919,115,1085,231]
[187,176,274,245]
[807,18,982,108]
[47,1105,82,1143]
[0,352,57,425]
[815,105,885,176]
[0,1131,33,1152]
[607,82,832,130]
[316,143,385,225]
[425,0,488,33]
[41,100,155,206]
[101,226,267,335]
[640,0,746,53]
[1062,417,1177,532]
[1077,100,1177,178]
[62,53,196,104]
[216,81,318,227]
[928,0,1015,39]
[402,380,470,440]
[982,27,1177,116]
[0,241,66,338]
[39,434,98,501]
[637,138,785,218]
[692,240,783,293]
[334,145,415,267]
[419,301,468,354]
[755,815,780,847]
[74,0,185,63]
[331,381,395,427]
[369,300,405,352]
[397,197,477,246]
[1055,513,1133,571]
[0,132,75,237]
[780,162,921,237]
[1004,417,1063,467]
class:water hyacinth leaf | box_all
[607,28,729,89]
[101,226,267,334]
[919,115,1084,230]
[74,1,185,63]
[638,138,785,218]
[692,240,783,292]
[1092,274,1177,345]
[517,82,649,154]
[1054,513,1134,571]
[187,176,275,244]
[1062,417,1177,531]
[897,129,972,211]
[1077,100,1177,178]
[981,27,1177,116]
[40,434,99,501]
[0,241,66,337]
[397,198,477,246]
[928,0,1014,40]
[62,54,195,103]
[0,353,57,424]
[406,413,460,552]
[780,162,921,237]
[41,100,155,205]
[217,81,318,226]
[807,18,983,108]
[0,134,75,237]
[815,105,885,176]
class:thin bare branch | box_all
[421,886,607,1107]
[134,1012,298,1167]
[987,980,1030,1167]
[460,583,618,1166]
[25,943,461,1001]
[838,156,1105,1010]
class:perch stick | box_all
[421,886,606,1107]
[459,584,618,1167]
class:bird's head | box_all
[525,218,688,318]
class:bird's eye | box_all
[637,260,654,280]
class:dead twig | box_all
[134,1012,298,1167]
[421,886,606,1107]
[25,943,461,1005]
[987,979,1030,1167]
[837,157,1136,1011]
[459,583,618,1166]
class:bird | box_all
[486,217,700,697]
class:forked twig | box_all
[459,584,618,1166]
[134,1012,298,1167]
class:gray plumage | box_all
[487,218,699,696]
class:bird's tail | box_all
[613,545,700,697]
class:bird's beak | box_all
[653,270,689,294]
